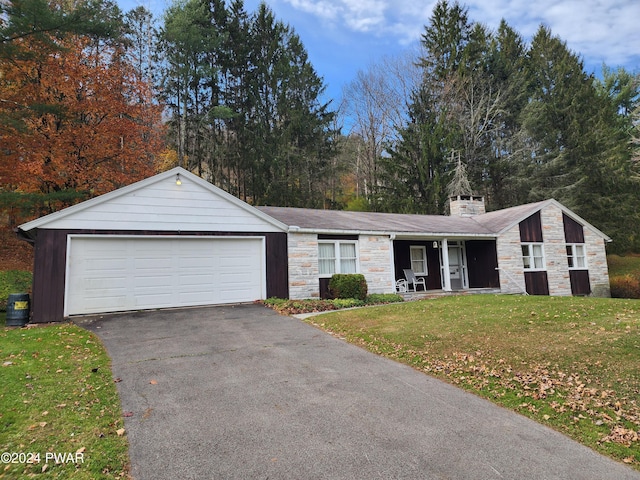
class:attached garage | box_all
[66,236,265,315]
[18,168,289,323]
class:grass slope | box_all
[305,295,640,469]
[0,323,129,479]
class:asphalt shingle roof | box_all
[255,202,549,237]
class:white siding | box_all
[25,173,283,233]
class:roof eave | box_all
[288,227,498,238]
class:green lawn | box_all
[0,323,129,479]
[0,270,32,315]
[2,258,639,476]
[608,254,640,278]
[305,294,640,470]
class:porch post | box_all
[389,235,397,292]
[441,238,452,291]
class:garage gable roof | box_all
[18,167,287,235]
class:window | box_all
[318,241,358,276]
[521,243,545,270]
[566,244,586,269]
[410,246,428,275]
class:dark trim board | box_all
[30,229,288,323]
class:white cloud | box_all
[281,0,640,70]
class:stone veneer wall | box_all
[585,230,611,297]
[496,204,611,297]
[287,233,320,299]
[358,235,394,294]
[286,233,395,299]
[496,224,527,294]
[541,205,573,296]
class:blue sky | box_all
[119,0,640,105]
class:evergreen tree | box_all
[158,0,220,172]
[157,0,335,207]
[378,0,470,214]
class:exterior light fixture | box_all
[176,173,182,185]
[432,241,438,249]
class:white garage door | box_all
[65,236,265,315]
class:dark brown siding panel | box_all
[519,211,543,242]
[466,240,499,288]
[563,213,585,243]
[392,240,441,290]
[524,271,549,295]
[319,278,331,299]
[31,230,67,323]
[265,233,288,299]
[569,270,591,295]
[425,247,442,290]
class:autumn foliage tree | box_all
[0,0,165,220]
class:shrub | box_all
[330,298,365,309]
[328,274,368,301]
[365,293,404,304]
[609,274,640,299]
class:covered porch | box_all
[392,237,500,294]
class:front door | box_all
[444,241,468,291]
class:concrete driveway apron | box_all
[80,304,640,480]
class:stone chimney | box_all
[449,195,486,217]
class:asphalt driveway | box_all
[80,304,640,480]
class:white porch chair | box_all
[403,269,427,292]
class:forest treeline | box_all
[1,0,639,251]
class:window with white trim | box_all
[566,244,586,269]
[410,246,428,275]
[318,241,358,277]
[521,243,545,270]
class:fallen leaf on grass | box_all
[28,422,47,430]
[600,425,639,446]
[116,428,126,436]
